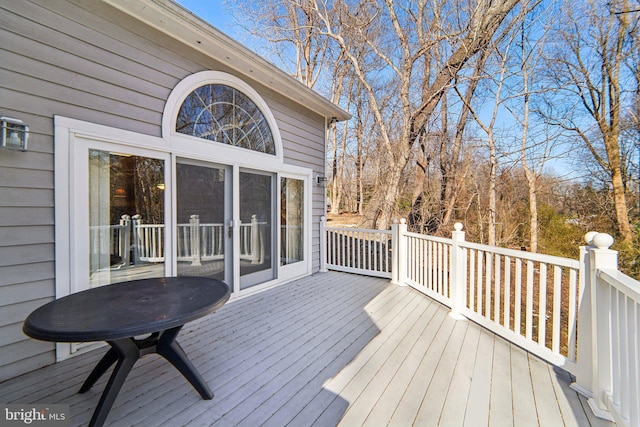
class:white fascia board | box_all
[102,0,351,122]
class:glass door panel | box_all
[176,162,230,284]
[88,150,165,288]
[239,171,274,289]
[281,177,304,266]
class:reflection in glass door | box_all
[239,171,274,289]
[88,150,165,288]
[176,162,230,283]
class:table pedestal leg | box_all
[77,326,212,427]
[87,338,138,427]
[78,349,119,394]
[156,326,214,399]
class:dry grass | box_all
[325,213,362,227]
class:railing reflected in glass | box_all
[280,177,304,266]
[88,150,165,287]
[88,215,269,281]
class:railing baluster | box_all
[485,251,492,318]
[495,254,501,323]
[477,251,484,314]
[526,260,534,341]
[552,265,562,353]
[515,259,522,335]
[421,239,425,288]
[505,256,511,330]
[469,249,475,311]
[436,243,441,295]
[568,268,577,362]
[539,263,548,346]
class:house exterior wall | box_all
[0,0,327,382]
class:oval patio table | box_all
[23,276,231,427]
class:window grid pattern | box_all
[176,84,276,155]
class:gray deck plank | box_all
[462,328,494,427]
[307,290,425,426]
[530,353,566,426]
[359,302,442,426]
[0,272,612,427]
[489,335,514,426]
[437,322,481,426]
[387,312,458,426]
[337,295,438,426]
[413,318,469,426]
[511,343,539,427]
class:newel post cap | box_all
[592,233,614,249]
[584,231,598,245]
[454,222,464,231]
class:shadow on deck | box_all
[0,272,612,426]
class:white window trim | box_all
[163,70,284,169]
[54,116,171,361]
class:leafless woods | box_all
[230,0,639,273]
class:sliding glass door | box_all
[86,149,290,294]
[239,171,275,289]
[176,161,231,284]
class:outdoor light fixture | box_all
[316,175,328,185]
[1,117,28,151]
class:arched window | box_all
[175,83,276,155]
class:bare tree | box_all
[544,0,638,242]
[458,43,511,246]
[506,4,557,253]
[438,49,491,232]
[232,0,330,88]
[310,0,522,230]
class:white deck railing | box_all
[89,214,266,270]
[320,217,639,427]
[320,220,392,278]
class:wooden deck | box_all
[1,272,613,426]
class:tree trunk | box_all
[610,149,633,242]
[488,131,497,246]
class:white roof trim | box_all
[102,0,350,121]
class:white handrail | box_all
[321,217,392,278]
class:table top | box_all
[23,277,230,342]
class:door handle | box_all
[228,220,234,239]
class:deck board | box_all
[414,318,469,426]
[463,328,494,426]
[489,336,514,426]
[437,322,480,426]
[511,344,540,427]
[0,272,613,427]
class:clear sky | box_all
[175,1,237,37]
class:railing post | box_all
[131,214,142,265]
[189,214,201,266]
[586,233,617,422]
[250,215,260,264]
[319,216,328,272]
[449,222,467,320]
[391,219,407,286]
[571,231,598,398]
[391,219,399,285]
[120,214,131,267]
